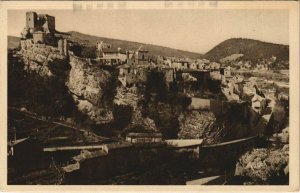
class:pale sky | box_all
[8,10,289,53]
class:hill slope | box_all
[8,36,21,50]
[60,31,203,59]
[204,38,289,62]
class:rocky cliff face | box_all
[178,102,264,144]
[67,52,114,123]
[113,86,157,131]
[17,40,115,123]
[235,145,289,184]
[234,127,289,185]
[178,111,225,144]
[19,40,68,77]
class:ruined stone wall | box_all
[26,12,37,29]
[64,146,174,184]
[188,98,256,122]
[45,15,55,33]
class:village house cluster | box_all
[19,11,288,117]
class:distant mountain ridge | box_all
[62,31,203,59]
[8,36,21,50]
[8,32,203,59]
[8,35,289,63]
[204,38,289,62]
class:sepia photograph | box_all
[1,1,299,191]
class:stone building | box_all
[96,41,112,58]
[210,62,221,70]
[220,66,231,77]
[190,63,198,69]
[278,92,289,101]
[251,94,267,114]
[32,31,45,44]
[162,68,175,83]
[96,41,126,65]
[117,64,149,87]
[171,60,189,70]
[135,48,150,66]
[58,39,69,56]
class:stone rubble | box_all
[235,127,289,184]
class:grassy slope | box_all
[205,38,289,62]
[8,36,21,50]
[58,31,203,59]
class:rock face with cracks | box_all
[235,127,289,184]
[17,41,117,124]
[19,40,68,77]
[178,111,225,144]
[67,53,114,123]
[235,145,289,184]
[114,86,157,132]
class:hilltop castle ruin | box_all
[21,11,56,45]
[20,11,68,56]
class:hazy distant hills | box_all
[205,38,289,62]
[8,34,289,64]
[8,32,203,59]
[8,36,20,50]
[61,31,204,59]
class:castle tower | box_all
[126,51,129,60]
[63,39,68,56]
[96,42,103,58]
[58,39,64,55]
[26,12,38,29]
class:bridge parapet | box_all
[200,136,258,168]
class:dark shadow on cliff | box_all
[8,49,87,124]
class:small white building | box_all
[278,92,289,101]
[210,62,221,70]
[190,63,198,69]
[251,94,267,114]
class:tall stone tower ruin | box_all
[22,11,57,46]
[26,11,38,29]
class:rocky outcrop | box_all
[272,127,289,143]
[67,53,114,123]
[178,111,225,144]
[19,40,68,77]
[235,127,289,185]
[114,86,157,131]
[235,145,289,184]
[16,41,115,124]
